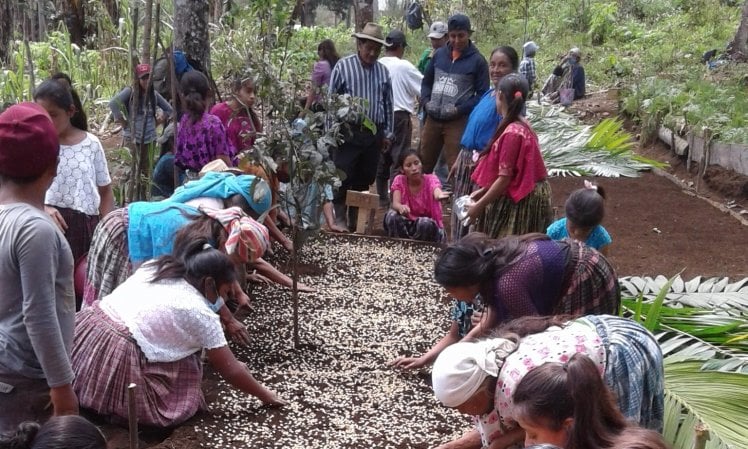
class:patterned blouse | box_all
[175,112,234,172]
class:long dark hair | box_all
[481,73,529,156]
[491,314,575,340]
[491,45,520,72]
[149,235,237,291]
[0,416,107,449]
[180,70,211,122]
[50,72,88,131]
[512,353,628,449]
[318,39,340,68]
[229,74,262,133]
[33,79,75,122]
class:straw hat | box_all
[199,159,244,177]
[352,23,391,47]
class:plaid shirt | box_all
[519,56,537,88]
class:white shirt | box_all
[100,264,227,362]
[45,132,112,216]
[379,56,423,114]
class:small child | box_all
[210,74,262,156]
[175,71,234,177]
[384,150,449,243]
[547,180,611,255]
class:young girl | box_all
[72,237,285,427]
[34,80,115,265]
[304,39,340,112]
[51,72,88,132]
[210,74,263,156]
[175,71,234,176]
[513,353,669,449]
[547,181,612,255]
[384,150,449,243]
[467,73,552,238]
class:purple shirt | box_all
[175,112,234,171]
[311,60,332,103]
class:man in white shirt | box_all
[376,29,424,207]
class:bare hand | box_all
[388,356,426,370]
[50,384,79,416]
[381,138,392,153]
[469,188,485,201]
[327,223,349,233]
[225,317,251,346]
[247,271,272,285]
[470,311,484,328]
[398,205,411,216]
[436,190,451,201]
[282,238,294,253]
[466,202,484,223]
[44,206,68,232]
[261,392,288,407]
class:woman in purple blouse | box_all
[175,71,234,175]
[304,39,340,112]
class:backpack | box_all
[405,2,423,30]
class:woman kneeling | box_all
[72,237,285,427]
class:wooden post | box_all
[127,383,138,449]
[345,190,380,234]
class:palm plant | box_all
[621,275,748,449]
[528,102,666,177]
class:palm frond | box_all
[528,103,665,177]
[663,361,748,449]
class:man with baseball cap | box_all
[420,13,489,176]
[519,41,539,97]
[417,21,448,74]
[0,103,78,430]
[328,22,395,230]
[376,29,424,206]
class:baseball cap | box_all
[523,41,539,55]
[427,21,448,39]
[386,30,407,48]
[136,63,151,79]
[0,102,60,178]
[447,14,472,32]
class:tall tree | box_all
[729,0,748,59]
[59,0,86,46]
[353,0,373,31]
[0,0,12,64]
[174,0,210,69]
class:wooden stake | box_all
[127,383,138,449]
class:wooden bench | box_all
[345,190,380,234]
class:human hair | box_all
[50,72,88,131]
[513,353,628,449]
[149,234,237,289]
[609,428,672,449]
[397,149,419,168]
[317,39,340,68]
[565,185,607,229]
[33,79,75,115]
[0,416,107,449]
[491,46,520,71]
[223,192,253,216]
[491,315,575,340]
[482,73,529,156]
[180,70,211,122]
[229,74,262,132]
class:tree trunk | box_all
[103,0,119,24]
[174,0,210,70]
[729,0,748,59]
[141,0,154,62]
[353,0,373,31]
[0,0,12,64]
[61,0,85,46]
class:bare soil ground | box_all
[95,91,748,447]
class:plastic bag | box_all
[454,195,474,227]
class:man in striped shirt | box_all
[328,22,395,230]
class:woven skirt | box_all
[585,315,665,431]
[83,208,131,307]
[449,149,478,242]
[554,239,620,316]
[72,304,205,427]
[383,210,445,243]
[474,180,553,239]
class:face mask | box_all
[207,295,225,313]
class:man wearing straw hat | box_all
[328,22,395,230]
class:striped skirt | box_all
[383,210,445,243]
[72,304,205,427]
[82,208,131,307]
[474,180,553,239]
[554,239,621,316]
[585,315,665,431]
[449,150,478,242]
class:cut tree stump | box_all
[346,190,379,234]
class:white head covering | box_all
[432,338,518,408]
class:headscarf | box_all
[432,338,518,408]
[200,206,269,263]
[167,171,272,215]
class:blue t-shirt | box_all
[546,217,611,251]
[459,89,501,151]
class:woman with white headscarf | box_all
[431,315,664,449]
